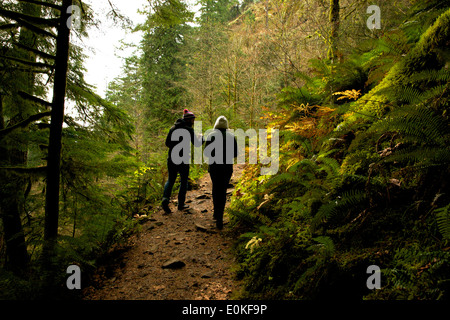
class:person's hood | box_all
[214,116,228,130]
[174,118,191,128]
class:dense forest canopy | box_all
[0,0,449,300]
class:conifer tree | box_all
[1,0,135,283]
[0,0,41,274]
[139,0,192,125]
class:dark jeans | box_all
[162,159,189,207]
[209,165,233,223]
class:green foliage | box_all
[435,203,450,241]
[0,269,38,299]
[2,0,448,301]
[312,189,367,230]
[229,2,450,301]
[278,84,324,108]
[368,243,450,300]
[139,0,192,125]
[311,236,335,258]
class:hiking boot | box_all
[216,219,223,230]
[162,199,171,214]
[178,204,190,211]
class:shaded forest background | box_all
[0,0,449,300]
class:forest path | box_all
[83,165,245,300]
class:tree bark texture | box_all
[0,0,44,274]
[43,0,72,256]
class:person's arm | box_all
[188,126,204,147]
[204,132,213,148]
[165,128,173,148]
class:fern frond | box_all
[287,158,318,174]
[419,84,448,104]
[435,203,450,240]
[265,172,306,187]
[312,189,367,229]
[407,68,450,84]
[368,105,447,145]
[317,155,340,177]
[395,86,422,105]
[385,146,450,166]
[311,236,336,257]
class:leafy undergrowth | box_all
[228,5,450,300]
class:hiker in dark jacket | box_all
[162,109,203,213]
[205,116,238,229]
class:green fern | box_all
[408,68,450,84]
[397,86,423,105]
[368,104,447,145]
[389,85,448,108]
[435,203,450,240]
[311,236,335,257]
[317,152,340,177]
[265,171,303,186]
[377,72,448,106]
[384,145,450,166]
[380,241,450,299]
[288,158,319,174]
[312,189,367,229]
[267,154,337,189]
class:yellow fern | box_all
[333,89,362,101]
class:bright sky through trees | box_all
[81,0,148,97]
[81,0,200,97]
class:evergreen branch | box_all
[10,67,51,74]
[0,23,18,31]
[18,91,53,108]
[0,8,59,28]
[0,111,51,137]
[37,123,51,129]
[13,42,56,60]
[17,0,63,11]
[13,16,57,39]
[0,166,47,175]
[0,54,54,69]
[107,0,121,19]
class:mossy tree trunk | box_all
[328,0,340,62]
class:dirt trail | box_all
[83,165,244,300]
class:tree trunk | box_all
[0,188,29,273]
[328,0,340,62]
[42,0,72,275]
[0,93,30,274]
[0,0,43,275]
[234,55,238,116]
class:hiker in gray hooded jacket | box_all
[204,116,238,229]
